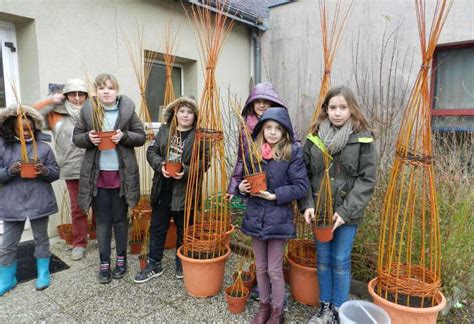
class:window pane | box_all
[433,46,474,110]
[0,44,6,107]
[145,63,182,122]
[432,115,474,131]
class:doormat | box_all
[16,240,70,283]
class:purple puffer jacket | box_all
[227,82,300,195]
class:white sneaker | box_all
[71,247,85,261]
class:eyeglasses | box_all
[66,91,87,98]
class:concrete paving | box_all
[1,237,318,322]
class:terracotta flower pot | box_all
[130,242,142,255]
[139,255,147,271]
[244,172,267,194]
[248,263,257,287]
[224,286,249,314]
[97,131,116,151]
[287,253,319,306]
[368,278,446,324]
[164,161,183,177]
[177,245,231,298]
[165,218,177,249]
[63,225,74,245]
[313,225,333,242]
[232,271,255,291]
[88,222,96,239]
[20,162,37,179]
[56,224,67,239]
[225,224,235,246]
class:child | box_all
[34,78,94,261]
[134,96,199,283]
[73,73,146,284]
[0,106,60,295]
[239,107,308,324]
[300,86,377,323]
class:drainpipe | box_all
[252,30,261,84]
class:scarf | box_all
[261,142,273,160]
[246,114,259,132]
[318,118,353,155]
[64,100,82,124]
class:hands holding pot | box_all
[35,163,49,176]
[9,162,21,174]
[89,129,123,146]
[161,162,184,180]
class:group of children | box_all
[0,77,376,324]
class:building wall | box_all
[261,0,473,134]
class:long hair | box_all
[1,115,38,143]
[254,120,292,162]
[309,85,371,134]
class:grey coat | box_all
[299,131,377,225]
[0,135,60,221]
[72,95,146,211]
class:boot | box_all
[0,261,17,296]
[250,302,272,324]
[111,255,127,279]
[35,257,50,290]
[267,307,284,324]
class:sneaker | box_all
[250,285,260,301]
[98,263,112,284]
[71,247,85,261]
[308,302,334,324]
[175,263,183,279]
[133,260,163,284]
[331,308,339,324]
[112,256,127,279]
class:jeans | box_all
[0,217,50,265]
[148,205,185,264]
[316,224,357,307]
[92,188,128,263]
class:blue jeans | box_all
[316,224,357,307]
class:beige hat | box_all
[62,78,88,95]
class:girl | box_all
[134,96,199,283]
[300,86,377,323]
[34,78,94,261]
[0,106,60,295]
[239,108,308,324]
[73,73,146,284]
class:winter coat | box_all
[148,96,199,211]
[0,106,59,221]
[72,95,146,211]
[298,132,377,225]
[34,97,85,179]
[241,108,308,240]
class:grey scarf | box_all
[318,118,353,155]
[64,100,82,124]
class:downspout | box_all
[252,30,261,84]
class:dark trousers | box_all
[148,205,186,264]
[92,188,128,263]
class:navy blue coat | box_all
[241,108,308,240]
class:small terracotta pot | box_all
[232,271,255,291]
[287,253,319,306]
[177,245,231,298]
[130,242,142,255]
[97,131,116,151]
[139,256,147,271]
[368,278,446,324]
[63,226,74,245]
[20,162,37,179]
[224,286,249,314]
[56,224,66,239]
[164,161,182,177]
[313,225,333,242]
[88,222,96,239]
[244,172,267,194]
[165,218,177,249]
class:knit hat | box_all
[162,96,199,124]
[62,78,88,95]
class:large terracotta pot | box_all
[287,254,319,306]
[368,278,446,324]
[224,286,249,314]
[177,245,231,298]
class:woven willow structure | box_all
[163,21,178,110]
[376,0,453,307]
[183,1,235,259]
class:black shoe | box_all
[308,302,334,324]
[175,263,183,279]
[112,256,127,279]
[98,262,112,284]
[133,260,163,284]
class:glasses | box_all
[66,91,87,98]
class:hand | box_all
[303,208,315,224]
[238,180,251,194]
[332,212,346,232]
[161,163,171,178]
[89,131,100,146]
[253,190,276,201]
[172,170,184,180]
[225,193,234,201]
[9,162,21,174]
[53,93,65,104]
[111,129,123,144]
[35,163,49,176]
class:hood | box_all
[242,82,287,116]
[252,107,294,141]
[162,96,199,124]
[63,78,88,95]
[0,105,46,130]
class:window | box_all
[0,21,20,107]
[431,41,474,131]
[145,60,183,123]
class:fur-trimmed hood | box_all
[162,96,199,124]
[0,105,47,130]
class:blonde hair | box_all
[309,86,371,134]
[255,121,292,162]
[94,73,119,91]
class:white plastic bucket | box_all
[339,300,391,324]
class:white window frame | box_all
[0,21,21,106]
